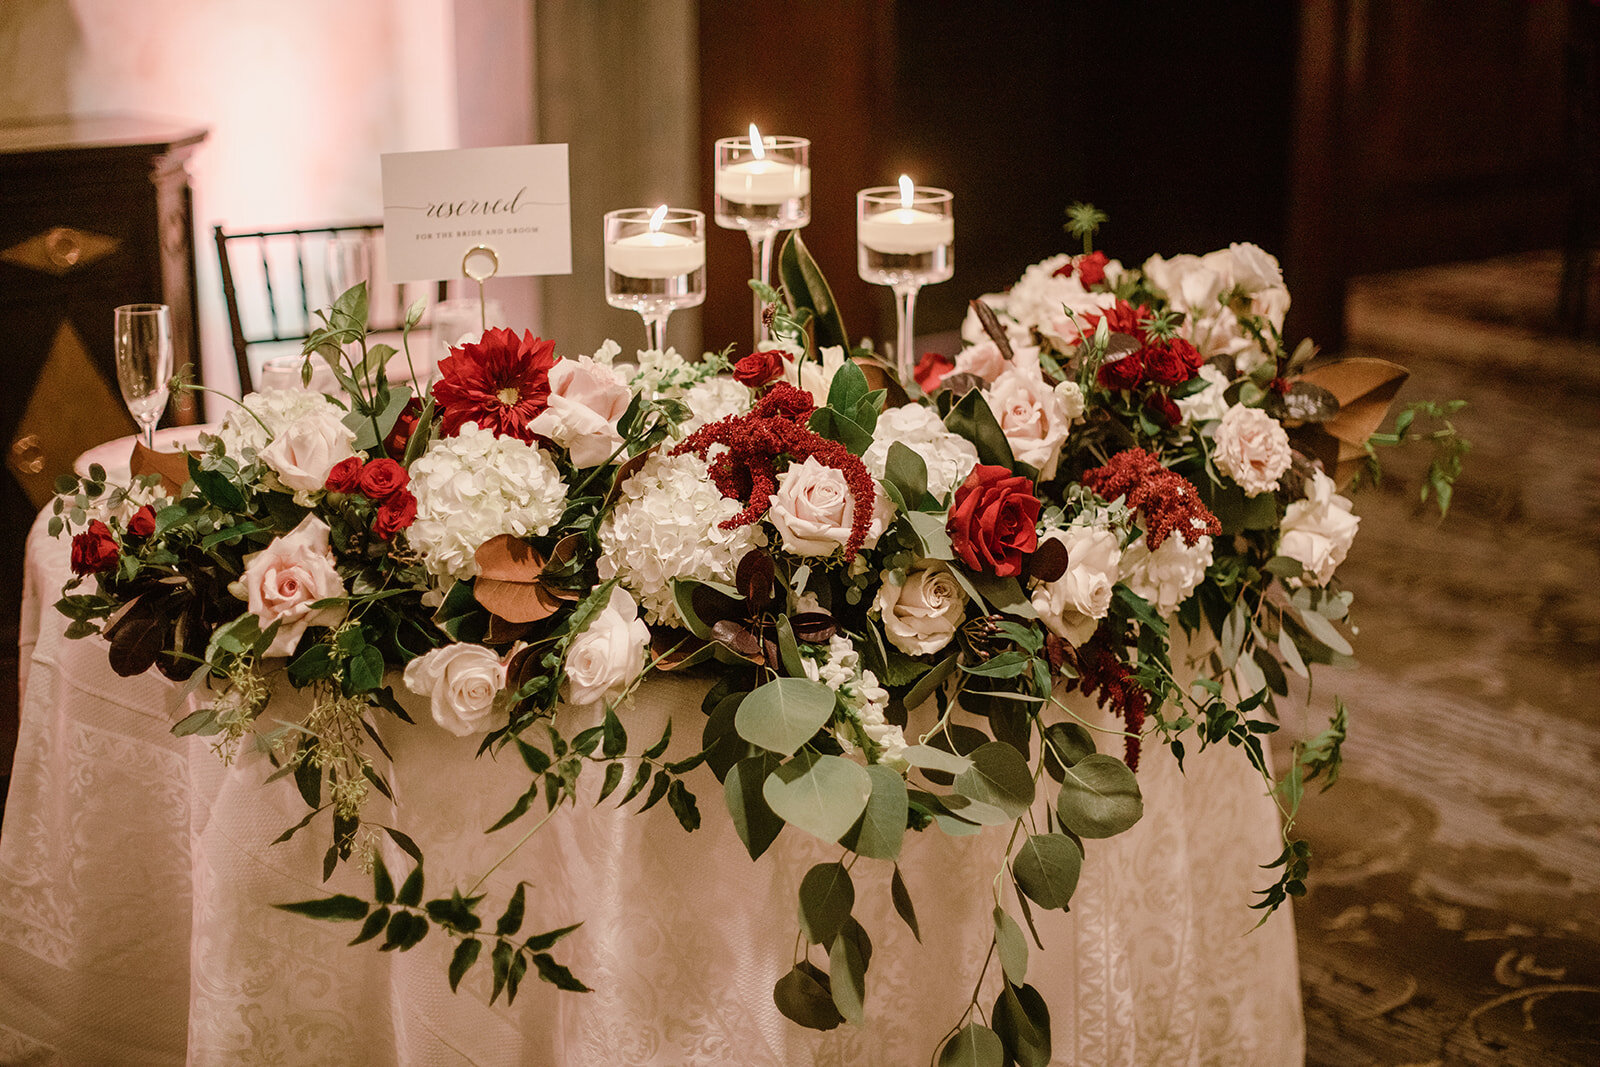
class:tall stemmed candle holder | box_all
[857,176,953,390]
[604,206,706,353]
[714,125,810,345]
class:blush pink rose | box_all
[240,515,347,656]
[528,356,633,467]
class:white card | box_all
[381,144,572,282]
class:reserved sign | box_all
[381,143,572,282]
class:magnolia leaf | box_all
[969,299,1015,361]
[939,1023,1005,1067]
[884,442,929,509]
[763,752,873,843]
[1289,357,1410,488]
[826,358,870,414]
[904,510,955,560]
[735,677,837,757]
[1011,833,1083,910]
[953,742,1035,819]
[725,753,786,860]
[779,230,848,351]
[993,905,1029,986]
[1056,754,1144,838]
[853,355,912,409]
[839,763,909,861]
[129,440,193,497]
[797,862,855,946]
[1026,537,1069,583]
[945,389,1015,469]
[774,960,845,1032]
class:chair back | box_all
[213,222,447,391]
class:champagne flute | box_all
[113,303,174,449]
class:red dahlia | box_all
[431,328,558,441]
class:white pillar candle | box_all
[858,207,954,254]
[714,158,811,204]
[605,231,705,279]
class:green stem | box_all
[465,802,561,898]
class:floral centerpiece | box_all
[51,211,1465,1062]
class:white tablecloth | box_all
[1,507,1304,1065]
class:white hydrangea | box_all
[804,635,906,768]
[863,404,979,502]
[407,423,568,580]
[214,389,346,462]
[596,451,765,626]
[677,377,753,437]
[1119,529,1214,617]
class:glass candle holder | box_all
[604,206,706,353]
[857,180,954,390]
[714,127,810,344]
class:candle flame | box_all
[749,123,766,160]
[898,174,915,208]
[648,204,669,232]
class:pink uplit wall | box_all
[1,0,460,400]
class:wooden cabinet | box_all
[0,113,206,789]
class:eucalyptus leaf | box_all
[954,742,1035,819]
[1011,833,1083,910]
[828,918,870,1025]
[939,1023,1005,1067]
[839,763,909,861]
[763,751,872,843]
[901,744,973,776]
[993,906,1029,986]
[774,960,845,1032]
[724,752,785,860]
[735,677,837,757]
[891,865,921,942]
[993,981,1052,1067]
[1056,754,1144,838]
[797,862,855,946]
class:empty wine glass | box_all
[326,232,371,301]
[113,303,174,448]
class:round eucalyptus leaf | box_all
[993,906,1028,986]
[954,742,1035,819]
[735,677,837,756]
[1055,753,1144,839]
[938,1022,1005,1067]
[774,960,844,1031]
[992,981,1052,1067]
[1011,833,1083,911]
[763,753,873,843]
[797,861,854,946]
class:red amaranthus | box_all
[671,383,876,560]
[1084,448,1221,550]
[1073,639,1150,770]
[431,327,558,441]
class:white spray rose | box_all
[403,643,506,737]
[562,586,651,708]
[259,408,357,492]
[239,515,347,657]
[876,560,969,656]
[1213,405,1292,496]
[1030,525,1122,645]
[1278,470,1360,585]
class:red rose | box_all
[358,457,409,501]
[384,397,425,459]
[1144,392,1182,427]
[372,489,417,541]
[1097,351,1145,391]
[947,465,1042,578]
[914,351,956,392]
[1075,251,1109,287]
[1083,300,1151,344]
[70,520,119,576]
[1141,339,1199,387]
[324,456,363,494]
[732,350,786,388]
[125,505,157,538]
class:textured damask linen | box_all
[1,506,1304,1065]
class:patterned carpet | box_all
[1284,252,1600,1065]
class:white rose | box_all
[563,586,651,708]
[403,643,506,737]
[1278,470,1360,585]
[862,405,979,502]
[1175,364,1231,425]
[1212,405,1291,496]
[875,561,968,656]
[1030,526,1122,645]
[768,456,861,557]
[784,344,848,406]
[240,515,347,656]
[1222,242,1284,292]
[983,360,1079,478]
[1120,531,1213,617]
[528,356,633,467]
[952,339,1009,383]
[259,408,357,491]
